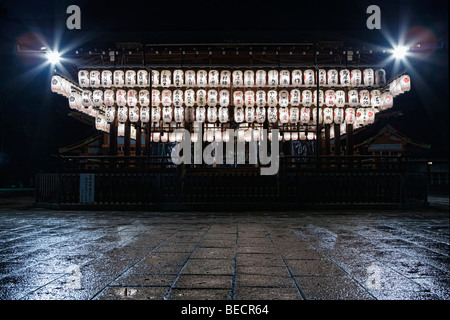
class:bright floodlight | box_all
[46,51,61,64]
[392,46,408,60]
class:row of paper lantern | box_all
[51,75,80,98]
[69,87,400,110]
[77,68,387,89]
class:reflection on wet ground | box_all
[0,204,448,300]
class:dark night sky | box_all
[0,0,448,185]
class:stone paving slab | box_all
[0,206,449,300]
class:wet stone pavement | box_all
[0,204,449,300]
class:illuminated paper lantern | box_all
[256,106,266,123]
[327,69,339,87]
[173,89,184,107]
[350,69,362,87]
[279,107,289,124]
[197,70,208,87]
[208,70,219,87]
[390,78,403,96]
[127,89,138,107]
[325,90,336,107]
[363,68,374,87]
[101,70,113,88]
[290,89,301,106]
[304,69,315,86]
[78,70,89,88]
[366,108,375,124]
[161,89,172,107]
[302,90,313,107]
[267,106,278,123]
[207,89,218,107]
[161,132,168,143]
[323,107,334,124]
[253,129,261,141]
[151,70,159,86]
[185,89,195,107]
[313,90,324,107]
[82,90,93,107]
[105,106,115,123]
[334,107,344,124]
[279,70,290,87]
[233,90,244,108]
[152,89,161,107]
[218,106,229,123]
[348,89,359,107]
[160,70,171,88]
[245,106,255,123]
[174,106,184,123]
[300,132,306,140]
[400,75,411,92]
[220,70,231,87]
[185,70,196,87]
[68,92,80,109]
[255,70,266,87]
[113,70,124,87]
[381,92,393,110]
[61,79,71,97]
[89,71,101,88]
[152,106,161,122]
[51,75,62,93]
[140,106,150,123]
[284,132,291,141]
[125,70,136,87]
[335,90,346,107]
[173,70,184,87]
[291,70,302,86]
[103,89,114,106]
[92,90,103,107]
[219,89,230,107]
[375,69,386,87]
[152,132,160,142]
[345,107,356,124]
[215,130,222,142]
[185,106,195,123]
[234,106,244,123]
[139,90,150,107]
[118,106,128,123]
[196,106,206,122]
[318,69,327,86]
[359,90,371,107]
[232,70,244,88]
[339,69,350,87]
[312,108,323,124]
[95,116,107,132]
[136,69,149,87]
[129,106,139,122]
[291,132,298,141]
[290,107,299,123]
[267,90,278,107]
[256,90,266,107]
[278,90,289,108]
[370,90,381,108]
[356,108,365,126]
[244,90,255,107]
[268,70,279,87]
[197,89,207,107]
[207,106,217,123]
[244,70,255,87]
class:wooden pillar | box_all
[124,121,131,156]
[324,124,331,156]
[346,123,354,155]
[109,115,118,156]
[135,122,142,156]
[334,123,341,155]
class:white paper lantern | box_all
[218,106,229,123]
[323,107,334,124]
[140,106,150,123]
[390,78,403,96]
[279,70,290,87]
[348,89,359,107]
[185,89,195,107]
[381,92,393,110]
[318,69,327,86]
[135,69,148,87]
[290,89,301,106]
[185,106,195,123]
[303,69,315,87]
[161,132,168,143]
[339,69,350,87]
[125,70,136,87]
[174,106,184,123]
[196,106,206,122]
[78,70,89,88]
[356,108,365,125]
[313,90,324,107]
[207,89,218,107]
[151,70,159,86]
[327,69,339,87]
[334,107,344,124]
[161,89,172,107]
[253,106,264,123]
[300,132,306,140]
[100,70,112,88]
[375,69,386,87]
[160,70,171,88]
[350,69,362,87]
[277,90,288,108]
[82,90,93,107]
[244,70,255,87]
[118,106,128,123]
[233,91,244,108]
[215,130,222,142]
[256,90,266,107]
[104,106,115,123]
[268,70,279,87]
[129,106,139,122]
[152,89,161,107]
[68,92,79,109]
[291,132,298,141]
[219,89,230,107]
[244,90,255,107]
[234,106,245,123]
[290,107,299,123]
[92,90,103,107]
[197,70,208,87]
[152,132,160,142]
[291,70,302,86]
[127,89,138,107]
[197,89,207,107]
[267,90,278,107]
[208,70,219,87]
[400,75,411,92]
[51,75,62,94]
[113,70,125,87]
[185,70,196,87]
[152,106,161,122]
[60,79,70,97]
[363,68,374,87]
[232,70,244,88]
[220,70,231,87]
[302,90,313,107]
[173,89,184,107]
[312,108,323,124]
[325,90,336,107]
[255,70,266,87]
[245,106,255,123]
[345,107,356,124]
[370,90,381,108]
[359,89,371,107]
[267,106,278,123]
[335,90,346,107]
[207,106,217,123]
[173,69,184,87]
[279,107,289,124]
